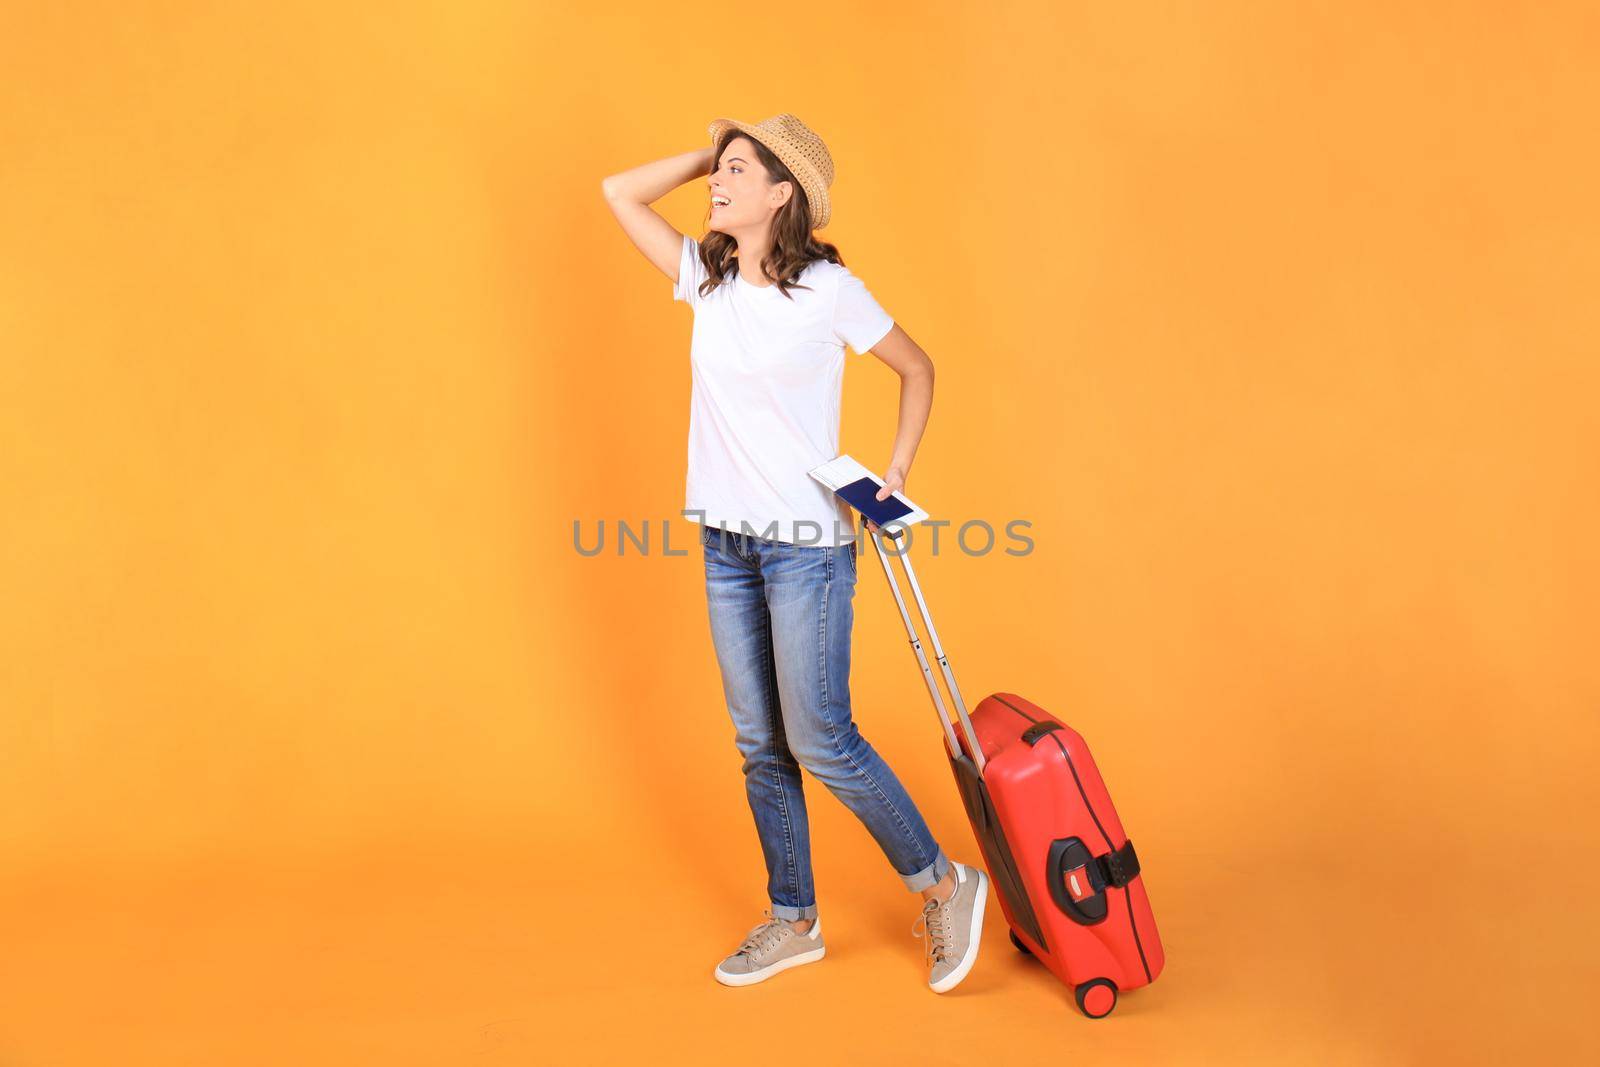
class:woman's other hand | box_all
[864,466,907,534]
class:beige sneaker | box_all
[712,912,826,987]
[912,861,989,993]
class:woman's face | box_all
[708,136,790,235]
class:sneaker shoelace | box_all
[911,897,951,967]
[735,912,792,960]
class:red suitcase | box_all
[866,522,1165,1017]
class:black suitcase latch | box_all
[1097,839,1141,888]
[1047,837,1143,925]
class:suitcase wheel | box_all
[1007,929,1032,956]
[1074,978,1118,1019]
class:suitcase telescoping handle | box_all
[864,517,988,776]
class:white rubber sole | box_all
[930,865,989,994]
[713,943,826,987]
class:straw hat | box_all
[707,113,835,230]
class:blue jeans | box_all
[701,522,950,921]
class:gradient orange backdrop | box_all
[3,3,1597,1064]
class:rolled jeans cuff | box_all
[898,848,951,893]
[769,901,819,921]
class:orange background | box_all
[3,3,1597,1064]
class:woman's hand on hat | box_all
[864,466,907,534]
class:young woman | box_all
[601,113,988,993]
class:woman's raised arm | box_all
[601,146,715,284]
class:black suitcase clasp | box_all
[1046,837,1141,925]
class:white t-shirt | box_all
[673,233,895,548]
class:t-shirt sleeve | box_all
[673,233,706,306]
[830,265,895,353]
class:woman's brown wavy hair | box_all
[691,128,846,302]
